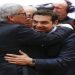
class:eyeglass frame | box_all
[12,13,26,16]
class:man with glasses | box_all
[0,3,27,75]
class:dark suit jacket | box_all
[58,16,75,29]
[0,21,74,75]
[21,33,75,75]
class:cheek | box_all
[14,17,20,21]
[47,24,53,28]
[53,8,60,12]
[18,17,25,22]
[59,9,66,12]
[43,26,51,32]
[32,23,36,26]
[42,25,50,30]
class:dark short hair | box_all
[32,9,58,23]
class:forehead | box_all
[54,4,67,8]
[53,1,68,8]
[53,0,68,6]
[33,15,52,21]
[24,7,37,13]
[17,8,25,13]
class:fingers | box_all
[7,61,18,64]
[4,56,20,64]
[4,56,17,61]
[19,50,25,55]
[4,54,19,62]
[19,50,29,57]
[4,58,20,65]
[4,56,25,65]
[5,54,19,58]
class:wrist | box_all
[28,58,36,66]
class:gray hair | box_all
[0,3,24,21]
[24,6,37,13]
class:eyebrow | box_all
[33,20,49,23]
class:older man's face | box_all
[10,9,27,25]
[53,3,68,20]
[8,8,32,27]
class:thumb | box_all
[19,50,25,55]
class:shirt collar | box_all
[49,26,57,33]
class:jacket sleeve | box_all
[15,26,74,45]
[34,33,75,71]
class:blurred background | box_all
[0,0,75,6]
[0,0,75,18]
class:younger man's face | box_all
[32,15,54,32]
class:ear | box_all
[7,16,14,22]
[54,20,58,25]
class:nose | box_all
[36,22,42,27]
[35,22,42,30]
[27,14,32,18]
[53,8,56,12]
[33,22,41,29]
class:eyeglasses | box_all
[12,13,26,16]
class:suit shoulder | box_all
[67,33,75,39]
[7,24,25,29]
[56,27,74,33]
